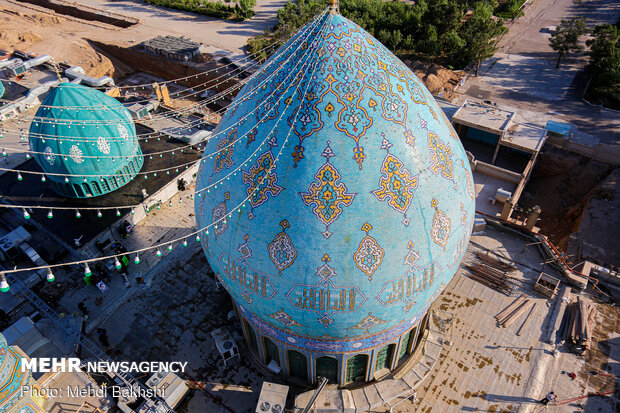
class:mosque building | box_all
[0,333,45,413]
[194,4,475,386]
[28,83,143,198]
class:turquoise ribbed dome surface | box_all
[195,13,475,351]
[28,83,143,198]
[0,81,4,99]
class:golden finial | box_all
[329,0,339,15]
[49,58,63,83]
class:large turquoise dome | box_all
[29,83,143,198]
[195,11,475,383]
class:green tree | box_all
[549,16,588,68]
[586,24,620,73]
[235,0,256,18]
[442,29,466,61]
[460,2,507,75]
[585,24,620,108]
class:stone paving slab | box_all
[363,382,383,410]
[350,388,370,412]
[387,227,620,413]
[375,378,412,402]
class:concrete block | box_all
[341,390,356,413]
[375,379,412,403]
[412,361,431,380]
[363,384,383,410]
[314,390,344,412]
[421,353,437,369]
[401,369,423,389]
[350,388,370,412]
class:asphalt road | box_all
[459,0,620,144]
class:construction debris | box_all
[476,252,518,272]
[533,272,561,298]
[495,295,532,328]
[466,262,513,295]
[560,296,596,354]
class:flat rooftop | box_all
[502,121,546,153]
[0,125,201,247]
[452,100,515,135]
[473,172,515,218]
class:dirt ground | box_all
[521,146,616,251]
[403,59,463,100]
[0,3,124,78]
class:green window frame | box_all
[316,356,339,384]
[375,344,395,371]
[345,354,368,383]
[287,350,308,381]
[263,337,279,365]
[398,327,416,361]
[244,320,258,352]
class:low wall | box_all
[546,136,620,166]
[16,0,139,27]
[472,160,522,184]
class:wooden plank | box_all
[502,300,531,327]
[516,303,537,336]
[496,295,526,321]
[498,299,529,325]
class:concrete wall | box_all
[546,136,620,166]
[472,160,522,184]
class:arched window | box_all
[345,354,369,383]
[287,350,308,381]
[116,171,125,185]
[375,343,395,371]
[82,183,93,197]
[316,356,338,384]
[100,178,110,193]
[243,320,258,352]
[398,327,417,361]
[73,184,85,197]
[262,337,279,366]
[91,181,101,196]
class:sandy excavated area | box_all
[404,59,463,100]
[0,3,121,78]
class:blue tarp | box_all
[545,120,573,136]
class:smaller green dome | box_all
[0,81,5,99]
[29,83,143,198]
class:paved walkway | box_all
[383,226,619,413]
[459,0,620,144]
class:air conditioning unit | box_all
[255,382,288,413]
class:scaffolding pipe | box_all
[302,376,329,413]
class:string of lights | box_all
[3,20,295,109]
[1,10,325,116]
[0,11,327,210]
[0,14,328,184]
[0,10,329,284]
[0,11,325,144]
[0,13,324,165]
